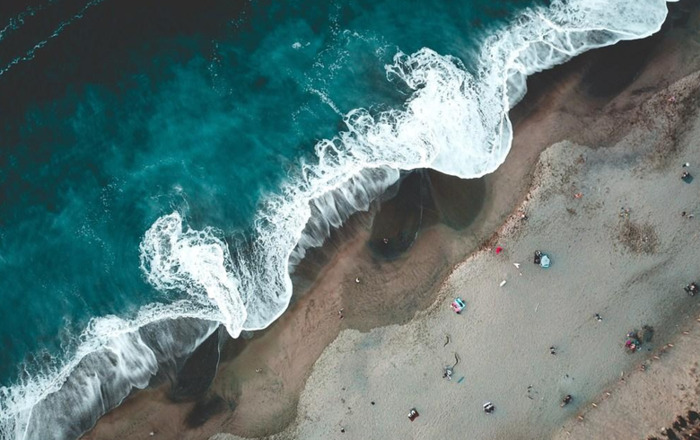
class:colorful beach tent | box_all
[451,297,466,313]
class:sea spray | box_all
[0,0,673,438]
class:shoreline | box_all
[224,25,700,438]
[81,4,700,439]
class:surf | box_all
[169,0,671,338]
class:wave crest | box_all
[139,213,244,337]
[209,0,671,335]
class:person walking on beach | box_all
[561,394,572,407]
[550,346,556,355]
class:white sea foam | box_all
[221,0,672,333]
[0,0,59,43]
[138,213,245,337]
[0,0,107,78]
[289,167,401,267]
[0,307,219,439]
[0,0,674,438]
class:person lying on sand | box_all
[684,283,699,296]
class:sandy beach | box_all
[80,3,700,440]
[250,121,700,440]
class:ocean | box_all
[0,0,670,438]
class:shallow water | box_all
[0,0,670,438]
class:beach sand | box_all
[246,112,700,440]
[82,4,700,440]
[554,318,700,440]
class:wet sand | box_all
[83,3,700,439]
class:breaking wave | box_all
[194,0,671,336]
[1,311,219,440]
[0,0,672,438]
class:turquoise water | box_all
[0,0,539,382]
[0,0,670,438]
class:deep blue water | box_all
[0,0,672,438]
[0,0,542,386]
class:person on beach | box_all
[550,346,556,355]
[561,394,572,407]
[483,402,495,413]
[534,250,542,265]
[684,283,699,296]
[443,366,453,380]
[595,313,602,322]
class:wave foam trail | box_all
[0,0,674,438]
[0,0,107,78]
[195,0,672,335]
[1,314,218,440]
[0,0,58,42]
[289,167,401,267]
[139,213,246,337]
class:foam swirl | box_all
[139,213,244,337]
